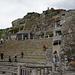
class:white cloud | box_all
[0,0,75,29]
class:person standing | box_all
[1,38,3,44]
[53,57,56,63]
[8,54,11,62]
[1,52,4,60]
[15,55,17,62]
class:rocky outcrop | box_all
[61,12,75,58]
[59,12,75,72]
[12,12,40,30]
[12,9,66,32]
[12,18,24,26]
[11,8,66,39]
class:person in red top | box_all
[16,36,18,40]
[43,45,46,51]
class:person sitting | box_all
[43,45,46,51]
[19,52,24,58]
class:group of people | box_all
[9,52,24,62]
[0,45,46,62]
[8,54,17,62]
[0,52,24,62]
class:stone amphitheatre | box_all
[0,8,75,75]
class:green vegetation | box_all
[62,13,65,16]
[50,8,66,16]
[51,8,55,12]
[46,31,53,37]
[49,31,53,37]
[55,18,60,22]
[9,24,24,33]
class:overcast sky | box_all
[0,0,75,29]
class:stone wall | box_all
[59,12,75,72]
[61,13,75,58]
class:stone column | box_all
[52,63,56,71]
[43,68,45,75]
[47,68,49,75]
[53,31,56,36]
[40,68,41,75]
[18,65,21,75]
[32,68,38,75]
[22,34,23,40]
[55,23,57,28]
[48,35,49,38]
[28,33,30,39]
[44,31,46,38]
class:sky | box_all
[0,0,75,29]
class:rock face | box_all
[32,9,56,32]
[12,18,24,26]
[61,11,75,63]
[12,8,66,32]
[12,12,40,30]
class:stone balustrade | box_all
[18,63,52,75]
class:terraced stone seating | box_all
[0,38,52,62]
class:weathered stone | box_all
[59,12,75,74]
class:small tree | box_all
[51,8,55,12]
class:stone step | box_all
[5,54,46,58]
[0,57,46,63]
[4,51,46,54]
[0,39,52,62]
[3,49,47,53]
[4,51,46,55]
[63,72,75,75]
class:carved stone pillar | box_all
[28,33,30,39]
[18,65,21,75]
[22,34,23,40]
[44,31,46,38]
